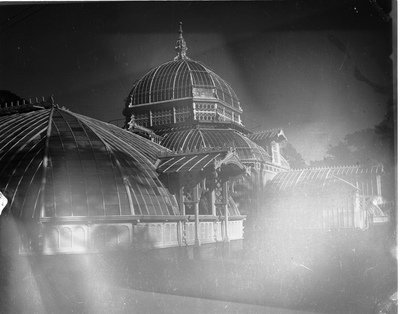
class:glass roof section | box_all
[248,129,287,142]
[0,108,179,219]
[265,165,384,196]
[160,128,271,163]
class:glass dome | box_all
[126,59,241,110]
[0,108,179,219]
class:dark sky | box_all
[0,1,394,162]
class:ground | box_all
[0,225,396,314]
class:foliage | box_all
[0,90,26,105]
[375,99,396,155]
[310,99,395,172]
[310,99,396,204]
[231,169,259,217]
[327,128,384,166]
[280,141,307,169]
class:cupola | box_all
[124,23,243,130]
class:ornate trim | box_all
[174,22,188,60]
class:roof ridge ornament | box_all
[174,22,188,61]
[254,127,283,134]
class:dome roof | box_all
[159,128,271,164]
[0,108,179,219]
[126,59,241,110]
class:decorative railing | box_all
[0,96,55,113]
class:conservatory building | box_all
[0,24,390,257]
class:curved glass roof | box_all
[159,128,271,163]
[0,108,179,219]
[127,59,241,110]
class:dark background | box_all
[0,1,394,162]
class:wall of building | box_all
[1,217,244,256]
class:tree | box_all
[0,90,26,106]
[280,142,307,169]
[375,99,395,163]
[310,99,396,203]
[310,99,395,171]
[327,128,383,166]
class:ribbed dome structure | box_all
[0,107,179,219]
[159,128,272,164]
[122,24,289,174]
[123,23,244,131]
[126,59,241,110]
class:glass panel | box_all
[105,226,118,246]
[46,227,59,249]
[60,227,72,247]
[93,227,105,247]
[105,205,119,216]
[118,225,130,245]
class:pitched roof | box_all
[157,147,246,176]
[247,129,287,142]
[266,165,384,197]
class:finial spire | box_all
[174,22,188,60]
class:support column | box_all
[192,103,196,122]
[192,183,202,259]
[210,190,216,216]
[208,171,217,216]
[178,179,185,215]
[193,184,201,247]
[173,106,177,123]
[222,180,231,257]
[177,220,183,247]
[223,181,229,242]
[354,191,363,229]
[149,110,153,127]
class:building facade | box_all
[0,24,391,256]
